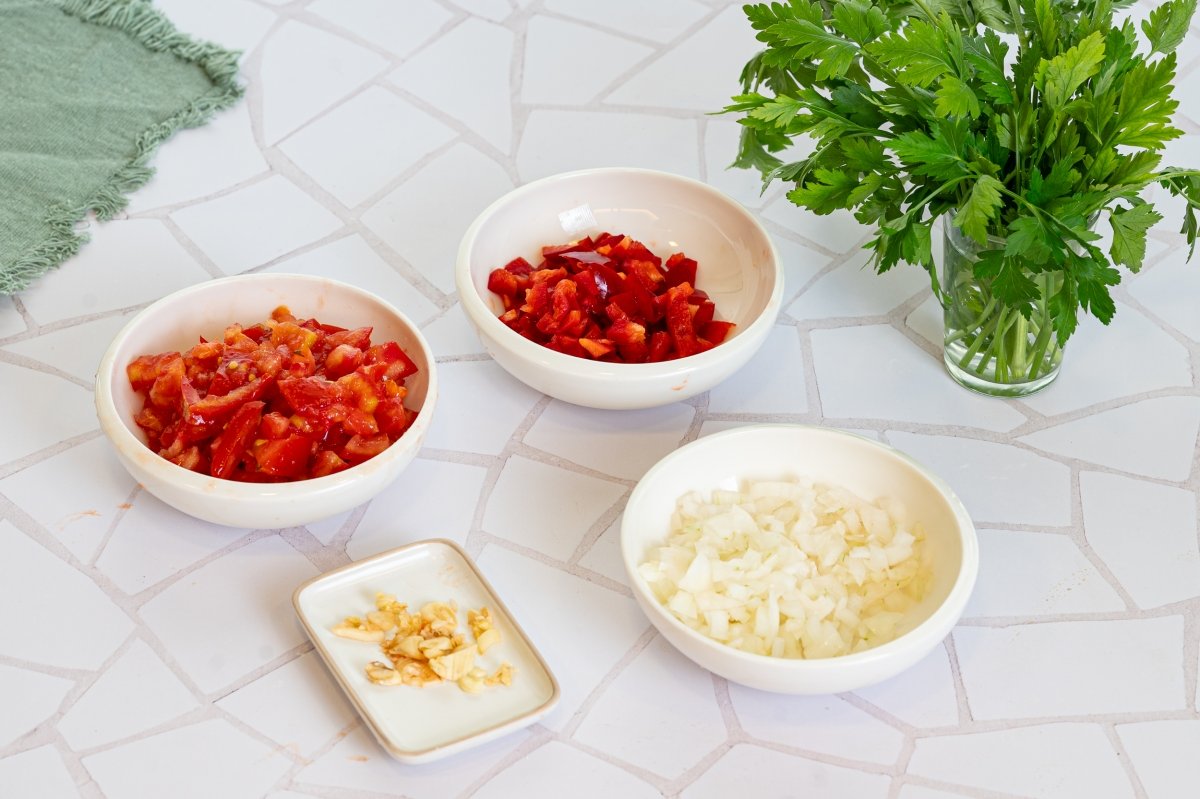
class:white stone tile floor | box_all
[2,1,1199,795]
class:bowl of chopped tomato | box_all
[95,274,437,529]
[456,168,783,409]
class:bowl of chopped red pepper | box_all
[456,168,783,409]
[95,274,437,529]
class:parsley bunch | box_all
[728,0,1200,354]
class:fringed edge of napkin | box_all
[1,0,245,294]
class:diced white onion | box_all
[640,478,931,659]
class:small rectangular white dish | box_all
[293,539,559,764]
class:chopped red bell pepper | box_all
[485,233,735,364]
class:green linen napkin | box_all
[0,0,243,294]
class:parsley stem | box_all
[957,303,1004,368]
[944,295,997,345]
[1027,291,1056,381]
[1005,0,1029,51]
[910,0,938,24]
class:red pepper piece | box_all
[579,338,615,359]
[592,261,625,297]
[693,299,716,328]
[617,339,649,362]
[570,269,606,314]
[594,232,623,249]
[504,257,534,276]
[607,317,646,347]
[210,401,264,479]
[647,330,671,362]
[523,267,567,316]
[700,320,736,344]
[542,238,594,259]
[627,259,666,294]
[488,268,522,300]
[626,279,661,323]
[664,253,698,288]
[665,284,701,358]
[537,280,581,335]
[547,335,588,358]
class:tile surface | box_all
[138,536,318,694]
[170,176,343,275]
[258,22,387,145]
[0,746,79,798]
[0,663,74,748]
[907,723,1136,798]
[389,19,514,151]
[81,719,293,799]
[727,684,905,763]
[682,744,890,798]
[521,16,653,105]
[278,88,455,208]
[0,521,133,671]
[572,636,727,778]
[216,652,355,757]
[1116,720,1200,799]
[56,640,198,751]
[5,2,1200,795]
[954,617,1186,719]
[963,529,1125,617]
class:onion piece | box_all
[640,478,931,659]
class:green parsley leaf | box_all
[935,75,982,118]
[1142,0,1199,54]
[1109,204,1164,269]
[953,175,1005,245]
[1005,216,1055,265]
[1035,31,1107,109]
[868,19,956,87]
[889,130,966,181]
[831,0,889,45]
[787,169,860,214]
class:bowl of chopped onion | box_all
[456,168,784,409]
[622,424,978,694]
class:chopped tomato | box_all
[126,308,420,483]
[252,435,311,478]
[311,449,349,478]
[342,433,390,462]
[210,401,264,479]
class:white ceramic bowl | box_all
[95,274,438,529]
[456,168,784,409]
[621,425,978,694]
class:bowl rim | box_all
[455,167,784,377]
[620,423,980,671]
[94,272,439,499]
